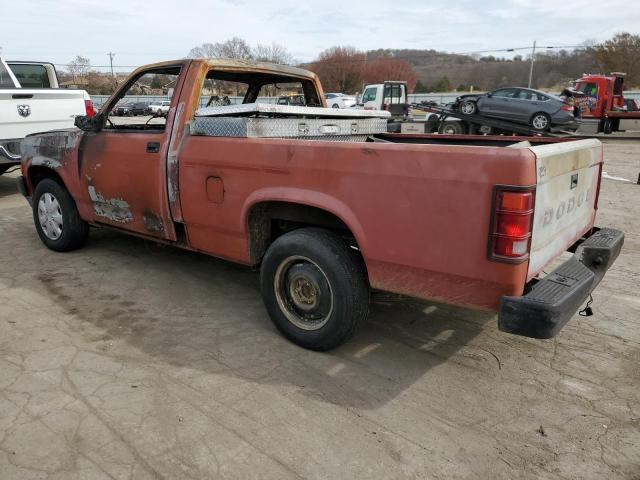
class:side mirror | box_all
[486,92,493,98]
[74,113,103,132]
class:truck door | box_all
[77,64,186,240]
[361,86,379,110]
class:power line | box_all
[50,43,600,71]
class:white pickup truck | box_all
[0,58,94,174]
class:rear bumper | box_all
[498,228,624,339]
[0,142,21,166]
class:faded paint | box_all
[88,186,133,223]
[527,139,601,277]
[19,58,610,312]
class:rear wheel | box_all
[260,228,369,350]
[332,104,340,109]
[33,178,88,252]
[531,112,551,132]
[439,121,467,135]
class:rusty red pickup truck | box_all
[18,59,624,350]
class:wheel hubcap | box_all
[37,193,63,240]
[274,256,333,331]
[533,115,548,129]
[461,102,474,114]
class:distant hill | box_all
[365,48,599,92]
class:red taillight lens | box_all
[496,212,531,237]
[84,99,95,118]
[489,187,535,262]
[498,191,533,211]
[383,103,389,111]
[561,104,574,112]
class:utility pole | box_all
[107,51,116,85]
[528,40,536,88]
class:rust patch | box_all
[88,186,133,223]
[143,211,165,232]
[20,129,84,169]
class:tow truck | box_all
[567,72,640,134]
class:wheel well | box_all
[28,166,65,190]
[247,201,359,264]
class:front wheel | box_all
[33,178,89,252]
[531,112,551,132]
[260,228,369,350]
[332,104,340,109]
[459,100,477,115]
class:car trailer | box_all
[406,103,567,137]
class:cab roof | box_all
[135,58,318,82]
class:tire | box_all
[32,178,89,252]
[260,227,369,350]
[439,121,466,135]
[459,100,477,115]
[332,104,340,109]
[530,112,551,132]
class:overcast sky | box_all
[2,0,639,71]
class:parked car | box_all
[0,57,93,175]
[18,58,623,351]
[455,87,579,132]
[112,101,150,116]
[325,93,356,109]
[149,100,171,115]
[277,94,306,106]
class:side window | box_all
[362,87,377,103]
[105,66,181,132]
[577,82,598,97]
[9,64,51,88]
[492,89,518,98]
[536,93,550,101]
[516,90,534,100]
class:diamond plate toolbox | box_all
[190,117,388,140]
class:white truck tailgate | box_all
[527,139,602,278]
[0,89,86,140]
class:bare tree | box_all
[588,32,640,87]
[308,46,366,93]
[67,55,91,80]
[253,43,294,65]
[188,38,253,60]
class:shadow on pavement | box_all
[0,172,20,199]
[31,228,497,410]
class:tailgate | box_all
[0,89,86,140]
[527,139,602,278]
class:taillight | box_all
[84,99,95,118]
[383,103,389,111]
[560,104,574,112]
[489,187,535,263]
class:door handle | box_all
[146,142,160,153]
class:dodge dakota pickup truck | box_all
[0,57,94,175]
[17,59,624,350]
